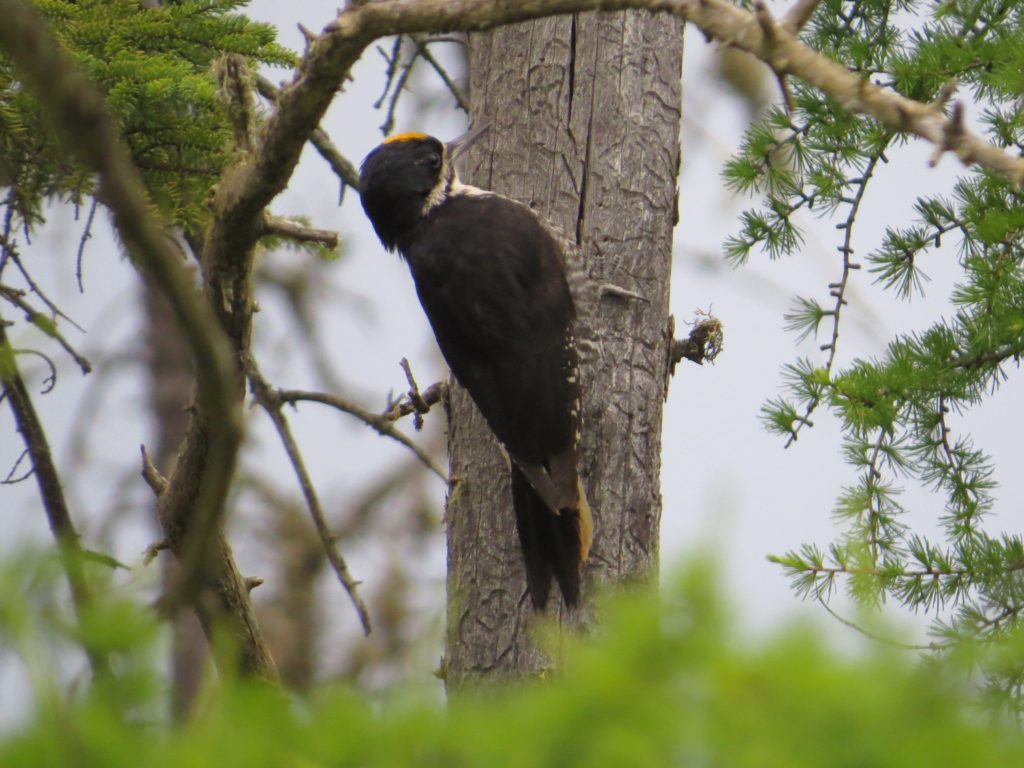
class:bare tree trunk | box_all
[444,11,683,687]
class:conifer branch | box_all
[784,146,888,447]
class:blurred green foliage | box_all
[3,559,1024,766]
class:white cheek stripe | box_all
[423,176,449,214]
[422,175,494,215]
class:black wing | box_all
[405,194,578,466]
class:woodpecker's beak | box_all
[447,123,490,160]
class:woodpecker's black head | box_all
[359,127,488,253]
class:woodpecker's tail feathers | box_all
[511,466,591,611]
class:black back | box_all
[405,193,577,463]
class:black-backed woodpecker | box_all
[359,129,592,610]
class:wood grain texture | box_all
[445,10,682,687]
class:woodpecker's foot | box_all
[599,283,649,303]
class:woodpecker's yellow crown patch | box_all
[384,131,430,144]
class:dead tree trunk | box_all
[444,11,683,687]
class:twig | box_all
[384,380,447,423]
[815,595,942,652]
[142,539,169,566]
[297,23,317,49]
[929,101,964,168]
[398,357,430,430]
[4,249,85,333]
[140,444,169,497]
[2,447,33,484]
[0,318,110,677]
[262,214,340,251]
[781,0,823,34]
[6,347,58,394]
[373,36,404,110]
[75,198,98,293]
[278,387,448,481]
[380,47,417,135]
[82,549,131,571]
[245,354,373,636]
[0,284,92,374]
[599,283,650,303]
[0,189,14,278]
[411,35,469,113]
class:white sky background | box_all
[2,0,1023,720]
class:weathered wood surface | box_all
[445,11,683,688]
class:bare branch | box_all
[278,386,448,482]
[378,44,417,135]
[9,347,58,394]
[412,35,469,113]
[245,354,373,636]
[215,54,256,154]
[262,214,340,251]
